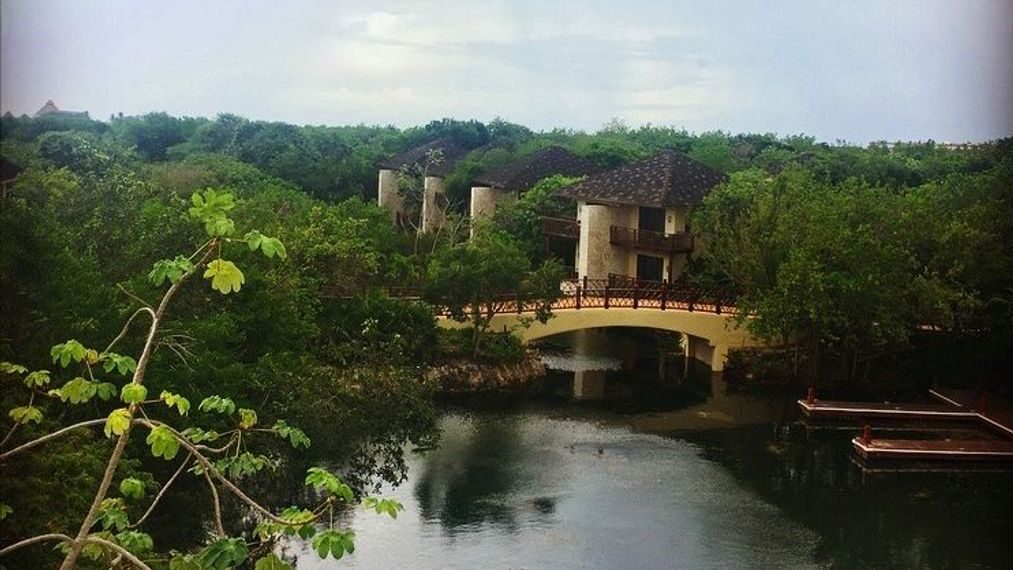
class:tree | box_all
[0,190,401,569]
[423,230,562,356]
[490,174,580,262]
[693,168,953,382]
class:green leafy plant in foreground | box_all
[0,190,401,569]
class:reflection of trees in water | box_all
[682,423,1013,569]
[413,416,528,534]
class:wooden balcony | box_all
[609,225,694,253]
[541,216,580,240]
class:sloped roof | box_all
[377,138,468,177]
[34,99,89,118]
[556,149,726,208]
[472,145,597,192]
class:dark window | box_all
[638,206,665,233]
[636,254,664,282]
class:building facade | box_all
[549,150,726,283]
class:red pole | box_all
[861,424,871,445]
[806,387,816,405]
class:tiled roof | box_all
[34,99,88,118]
[377,138,468,177]
[472,145,597,192]
[556,149,726,207]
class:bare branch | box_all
[202,469,226,537]
[132,452,192,528]
[81,536,153,570]
[0,533,72,557]
[103,307,156,354]
[0,418,107,461]
[116,284,154,310]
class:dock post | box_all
[861,424,871,445]
[806,387,816,405]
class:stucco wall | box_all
[577,203,627,279]
[377,169,403,222]
[421,175,446,233]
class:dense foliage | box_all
[2,109,1011,566]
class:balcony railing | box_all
[609,225,694,254]
[541,216,580,239]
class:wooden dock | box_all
[797,387,1013,467]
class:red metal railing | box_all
[609,225,694,253]
[386,276,737,316]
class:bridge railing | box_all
[387,277,738,316]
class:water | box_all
[288,329,1013,569]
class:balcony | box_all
[541,216,580,239]
[609,225,694,254]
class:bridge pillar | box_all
[377,169,403,223]
[421,175,447,233]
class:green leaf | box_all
[104,408,132,438]
[181,426,220,443]
[100,352,138,375]
[168,552,202,570]
[196,537,248,570]
[120,383,148,404]
[311,529,355,560]
[160,391,191,415]
[204,259,245,294]
[51,340,87,367]
[305,467,354,502]
[119,477,145,500]
[148,256,196,286]
[9,406,43,425]
[254,554,294,570]
[238,408,257,430]
[146,425,181,460]
[53,377,96,404]
[23,369,51,388]
[215,452,275,480]
[115,530,154,554]
[245,230,287,260]
[189,189,237,238]
[96,498,129,531]
[198,395,236,415]
[0,503,12,520]
[272,420,311,449]
[0,362,28,375]
[363,497,404,519]
[95,382,118,400]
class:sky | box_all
[2,0,1011,143]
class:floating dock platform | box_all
[798,388,1013,468]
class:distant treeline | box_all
[4,112,1006,205]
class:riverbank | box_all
[427,350,547,393]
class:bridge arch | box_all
[439,307,762,372]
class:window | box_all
[638,206,665,233]
[636,254,664,282]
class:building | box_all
[469,145,596,226]
[548,149,726,283]
[376,138,466,232]
[34,100,89,119]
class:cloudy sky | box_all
[2,0,1011,142]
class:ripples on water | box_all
[287,329,1013,570]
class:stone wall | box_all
[428,352,547,393]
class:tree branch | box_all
[81,536,153,570]
[202,469,226,536]
[0,533,71,557]
[0,418,107,461]
[131,452,192,528]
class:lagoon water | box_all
[290,330,1013,569]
